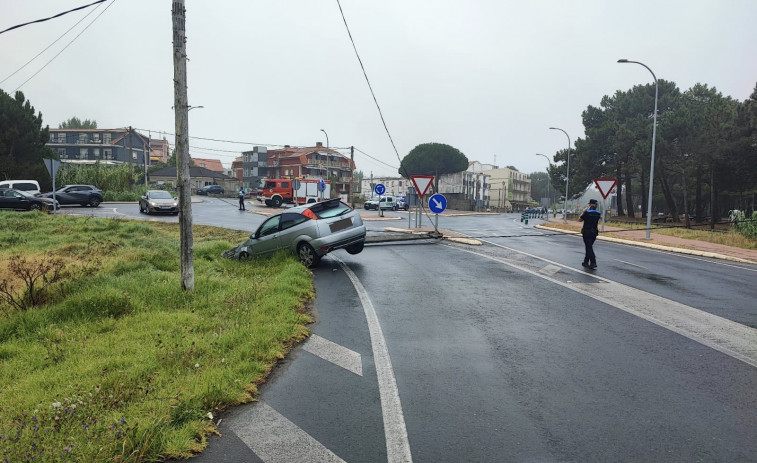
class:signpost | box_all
[410,175,434,228]
[374,183,386,216]
[428,193,447,230]
[43,158,61,215]
[594,178,618,232]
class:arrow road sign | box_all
[428,193,447,214]
[594,178,618,199]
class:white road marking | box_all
[233,402,346,463]
[539,264,562,276]
[448,244,757,369]
[334,256,413,463]
[613,258,648,269]
[302,334,363,376]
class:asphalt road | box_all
[75,200,757,462]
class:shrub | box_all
[729,210,757,240]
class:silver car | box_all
[139,190,179,215]
[232,198,366,268]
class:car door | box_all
[249,215,282,257]
[277,212,312,251]
[0,189,12,209]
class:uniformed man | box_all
[238,187,246,211]
[578,199,601,269]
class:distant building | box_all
[243,142,356,199]
[360,176,411,198]
[482,167,532,212]
[191,157,225,173]
[149,166,235,193]
[150,137,170,164]
[47,128,150,166]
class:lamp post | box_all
[617,59,658,239]
[549,127,570,223]
[535,153,552,219]
[320,129,329,149]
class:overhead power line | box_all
[335,0,408,178]
[13,0,117,92]
[1,2,104,85]
[0,0,108,35]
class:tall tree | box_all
[0,90,54,189]
[59,116,97,129]
[399,142,468,192]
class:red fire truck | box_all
[257,177,331,207]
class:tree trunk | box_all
[640,167,647,219]
[659,166,679,222]
[616,164,625,217]
[695,166,703,223]
[682,167,690,228]
[625,171,635,218]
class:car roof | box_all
[285,198,345,213]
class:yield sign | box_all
[410,175,434,199]
[594,178,618,200]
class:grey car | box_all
[139,190,179,215]
[231,198,366,268]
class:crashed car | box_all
[231,198,366,268]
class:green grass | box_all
[543,220,757,250]
[0,212,314,462]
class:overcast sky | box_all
[2,0,755,177]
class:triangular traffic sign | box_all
[594,178,618,200]
[410,175,434,199]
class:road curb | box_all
[534,224,757,264]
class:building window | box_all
[104,149,112,160]
[57,148,66,158]
[79,148,88,159]
[104,133,111,144]
[93,148,100,158]
[57,133,66,143]
[79,133,87,144]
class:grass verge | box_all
[541,220,757,250]
[0,212,313,462]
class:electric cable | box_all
[0,0,107,35]
[335,0,408,179]
[13,0,117,92]
[1,2,103,85]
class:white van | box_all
[0,180,41,195]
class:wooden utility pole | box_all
[128,126,133,187]
[172,0,194,291]
[350,145,355,208]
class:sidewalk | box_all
[537,218,757,265]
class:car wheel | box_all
[297,242,320,268]
[345,242,364,255]
[89,197,101,207]
[239,251,251,261]
[272,196,283,208]
[30,203,42,211]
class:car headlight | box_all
[149,201,157,207]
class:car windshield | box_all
[149,191,173,199]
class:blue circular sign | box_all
[374,183,386,195]
[428,193,447,214]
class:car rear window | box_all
[308,200,352,219]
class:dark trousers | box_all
[582,231,597,264]
[239,198,245,210]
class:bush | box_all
[729,210,757,240]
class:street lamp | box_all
[549,127,571,223]
[618,58,658,239]
[535,153,552,220]
[320,129,329,149]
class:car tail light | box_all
[302,209,318,220]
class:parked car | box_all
[39,184,103,207]
[396,197,409,211]
[364,195,396,211]
[0,187,59,212]
[197,185,224,195]
[139,190,179,215]
[0,180,41,195]
[230,198,366,268]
